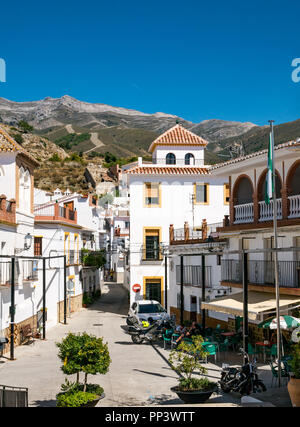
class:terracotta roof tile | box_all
[0,126,39,166]
[149,124,208,153]
[210,139,300,170]
[125,166,210,175]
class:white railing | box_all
[234,203,254,224]
[34,204,55,216]
[259,198,282,222]
[288,195,300,219]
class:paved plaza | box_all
[0,283,292,407]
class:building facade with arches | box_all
[207,140,300,340]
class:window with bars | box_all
[34,237,43,256]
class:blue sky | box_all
[0,0,300,126]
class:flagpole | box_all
[269,120,281,387]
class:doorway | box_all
[144,277,163,304]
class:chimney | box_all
[138,157,142,166]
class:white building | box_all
[201,140,300,340]
[125,124,230,312]
[0,127,106,352]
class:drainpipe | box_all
[201,254,206,331]
[10,257,15,361]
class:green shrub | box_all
[290,342,300,379]
[18,120,34,133]
[56,391,97,407]
[13,133,24,144]
[49,153,61,162]
[178,377,216,392]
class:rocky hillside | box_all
[1,124,110,194]
[0,96,257,158]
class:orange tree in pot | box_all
[168,335,218,404]
[288,341,300,407]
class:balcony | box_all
[0,195,16,224]
[221,259,300,289]
[34,203,77,225]
[176,265,212,288]
[141,244,163,262]
[114,227,130,237]
[170,220,223,245]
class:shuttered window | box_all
[34,237,42,256]
[144,183,160,207]
[194,183,209,204]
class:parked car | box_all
[127,300,170,325]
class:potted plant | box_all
[169,335,218,404]
[288,341,300,407]
[56,332,111,407]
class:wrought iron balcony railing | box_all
[221,259,300,288]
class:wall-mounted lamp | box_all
[24,233,33,251]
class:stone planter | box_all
[81,393,105,407]
[171,386,217,404]
[288,377,300,407]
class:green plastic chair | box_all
[247,343,258,359]
[219,338,230,359]
[163,329,173,349]
[269,361,289,387]
[171,333,181,349]
[265,344,278,361]
[204,344,217,363]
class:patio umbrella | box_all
[259,315,300,330]
[258,315,300,358]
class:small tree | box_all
[57,332,111,392]
[168,335,215,391]
[98,193,114,207]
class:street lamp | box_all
[24,233,33,250]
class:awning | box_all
[201,291,300,321]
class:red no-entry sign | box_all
[132,284,141,293]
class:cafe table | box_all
[255,341,270,363]
[221,332,236,337]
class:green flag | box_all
[265,132,274,205]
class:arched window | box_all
[166,153,176,165]
[0,166,4,176]
[234,176,253,205]
[185,153,195,165]
[258,170,282,201]
[288,162,300,196]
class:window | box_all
[194,183,209,204]
[185,153,195,165]
[64,233,70,263]
[143,228,161,260]
[34,237,43,256]
[143,278,163,304]
[74,234,79,264]
[224,183,230,205]
[166,153,176,165]
[144,182,161,207]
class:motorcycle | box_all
[219,348,267,395]
[127,317,172,344]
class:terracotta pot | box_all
[288,377,300,407]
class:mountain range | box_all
[0,95,300,163]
